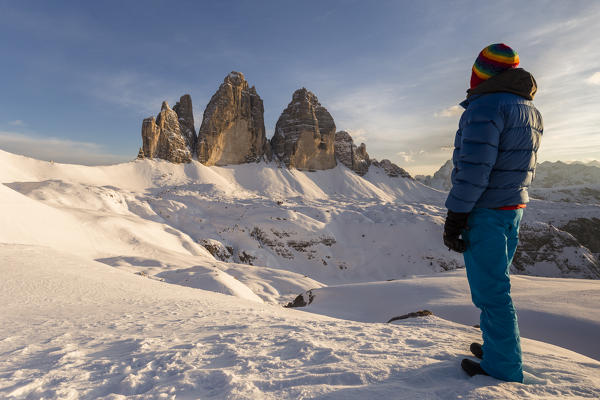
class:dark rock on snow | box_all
[387,310,433,323]
[284,290,315,308]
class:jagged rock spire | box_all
[173,94,197,153]
[196,71,271,165]
[141,101,192,163]
[271,88,336,170]
[334,131,370,176]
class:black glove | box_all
[443,210,469,253]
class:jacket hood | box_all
[466,68,537,100]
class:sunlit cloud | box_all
[586,71,600,85]
[397,149,426,163]
[397,151,413,163]
[434,105,462,118]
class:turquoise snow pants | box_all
[462,207,524,383]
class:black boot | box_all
[461,359,489,377]
[470,342,483,359]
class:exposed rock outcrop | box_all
[201,238,233,262]
[371,159,412,179]
[141,101,192,163]
[284,289,315,308]
[334,131,370,176]
[513,222,600,279]
[560,218,600,257]
[173,94,197,153]
[387,310,433,323]
[197,72,271,166]
[271,88,336,170]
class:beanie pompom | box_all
[470,43,519,89]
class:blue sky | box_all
[1,0,599,175]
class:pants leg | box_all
[463,208,524,382]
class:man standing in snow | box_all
[443,43,542,382]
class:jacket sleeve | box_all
[445,103,504,213]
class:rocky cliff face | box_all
[136,74,415,176]
[371,159,412,179]
[173,94,196,153]
[513,222,600,279]
[334,131,370,176]
[271,88,336,170]
[197,72,271,166]
[560,217,600,260]
[141,101,192,163]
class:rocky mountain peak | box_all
[173,94,196,152]
[140,99,192,163]
[197,72,271,165]
[334,131,371,176]
[224,71,248,89]
[136,73,418,179]
[271,88,336,170]
[292,87,316,102]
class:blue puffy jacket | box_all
[445,71,543,213]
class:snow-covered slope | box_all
[286,270,600,360]
[2,244,599,399]
[0,149,462,289]
[3,149,596,284]
[2,148,600,398]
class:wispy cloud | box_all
[397,149,426,163]
[82,71,181,116]
[586,71,600,85]
[8,120,26,126]
[325,82,415,141]
[434,105,462,118]
[0,131,129,165]
[79,70,210,132]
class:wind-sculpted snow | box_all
[1,245,599,399]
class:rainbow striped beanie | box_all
[470,43,520,89]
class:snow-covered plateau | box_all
[1,148,599,399]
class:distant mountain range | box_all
[416,160,600,203]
